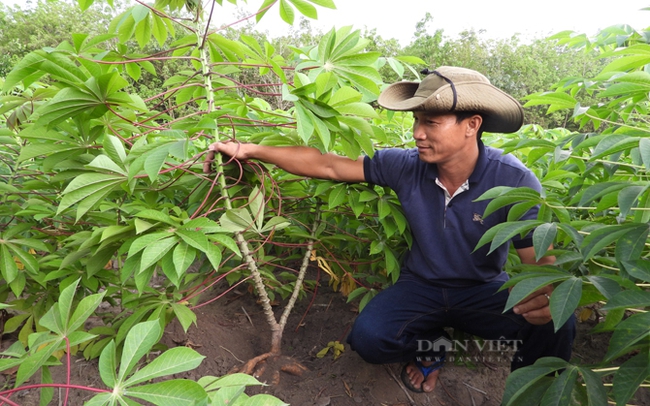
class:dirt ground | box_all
[5,275,650,406]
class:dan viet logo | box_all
[418,336,522,353]
[416,337,524,364]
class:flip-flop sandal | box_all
[400,356,445,393]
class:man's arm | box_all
[512,245,555,325]
[204,141,365,183]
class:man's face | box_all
[411,112,478,165]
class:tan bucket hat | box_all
[377,66,524,133]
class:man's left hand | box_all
[512,285,553,325]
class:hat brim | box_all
[378,81,524,133]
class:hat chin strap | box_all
[421,68,458,112]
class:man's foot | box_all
[400,357,444,393]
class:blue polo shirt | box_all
[363,141,540,287]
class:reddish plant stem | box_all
[207,0,276,35]
[0,384,110,397]
[0,395,20,406]
[64,337,71,406]
[199,0,217,49]
[143,83,204,105]
[81,55,201,65]
[134,0,196,32]
[182,265,244,303]
[191,275,253,310]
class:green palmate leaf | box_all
[135,210,179,226]
[612,352,650,406]
[523,91,577,113]
[591,135,639,160]
[39,303,64,335]
[57,173,125,215]
[278,0,295,24]
[328,184,347,209]
[57,278,80,332]
[203,242,223,272]
[1,245,20,283]
[618,185,648,217]
[199,373,265,390]
[103,133,127,164]
[173,242,195,278]
[128,232,174,258]
[248,187,265,231]
[295,102,315,144]
[117,320,163,382]
[151,11,169,46]
[640,138,650,169]
[40,366,54,406]
[84,393,112,406]
[209,234,241,257]
[99,340,118,388]
[87,155,127,175]
[540,365,579,406]
[604,312,650,362]
[241,394,290,406]
[549,277,582,333]
[124,380,207,406]
[17,142,83,163]
[134,15,152,50]
[144,144,171,182]
[533,223,557,261]
[74,181,124,222]
[35,87,103,128]
[503,360,565,405]
[306,0,336,8]
[602,290,650,310]
[578,182,627,207]
[220,208,254,232]
[140,236,179,273]
[170,303,197,333]
[288,0,317,18]
[586,275,621,300]
[124,347,204,387]
[477,220,541,255]
[615,224,649,263]
[377,197,390,220]
[68,291,106,332]
[260,217,291,234]
[175,229,210,251]
[623,260,650,282]
[505,275,570,312]
[6,243,38,275]
[16,338,62,386]
[580,224,641,262]
[579,367,608,406]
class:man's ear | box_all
[465,114,483,137]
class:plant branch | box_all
[279,210,320,330]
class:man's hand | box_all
[512,285,553,325]
[203,141,250,173]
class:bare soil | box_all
[5,276,650,406]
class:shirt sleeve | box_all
[363,148,416,190]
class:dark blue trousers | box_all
[346,279,576,371]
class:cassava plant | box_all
[476,24,650,406]
[0,0,419,394]
[0,279,287,405]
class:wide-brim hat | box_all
[377,66,524,133]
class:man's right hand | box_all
[202,141,364,182]
[203,141,251,173]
